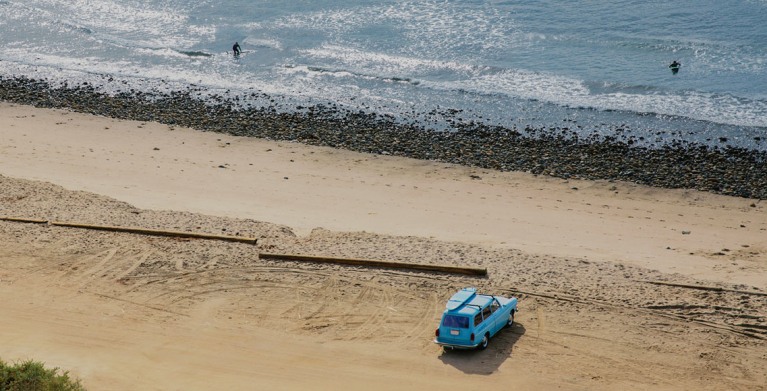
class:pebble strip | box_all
[1,76,765,199]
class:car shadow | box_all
[437,322,526,375]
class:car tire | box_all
[478,334,489,350]
[506,310,515,328]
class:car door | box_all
[479,305,494,337]
[489,298,504,335]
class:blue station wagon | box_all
[434,287,518,350]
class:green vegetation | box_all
[0,359,85,391]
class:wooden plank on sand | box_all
[638,280,767,297]
[259,252,487,276]
[50,221,257,244]
[0,216,49,224]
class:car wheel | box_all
[478,334,489,350]
[506,310,515,328]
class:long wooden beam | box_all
[0,216,49,224]
[259,252,487,276]
[637,280,767,297]
[49,221,257,244]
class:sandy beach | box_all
[1,102,766,390]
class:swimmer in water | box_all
[669,60,681,75]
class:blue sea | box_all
[1,0,766,150]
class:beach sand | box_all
[1,102,766,390]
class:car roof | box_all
[449,294,493,316]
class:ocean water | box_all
[1,0,766,150]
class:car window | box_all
[491,299,500,313]
[482,306,492,320]
[474,314,482,327]
[442,315,469,329]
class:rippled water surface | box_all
[1,0,765,149]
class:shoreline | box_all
[1,75,766,200]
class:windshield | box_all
[442,315,469,329]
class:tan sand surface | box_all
[1,102,766,390]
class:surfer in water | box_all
[232,42,242,57]
[669,60,681,75]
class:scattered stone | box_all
[1,75,765,200]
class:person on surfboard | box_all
[669,60,681,75]
[232,42,242,57]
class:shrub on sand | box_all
[0,359,85,391]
